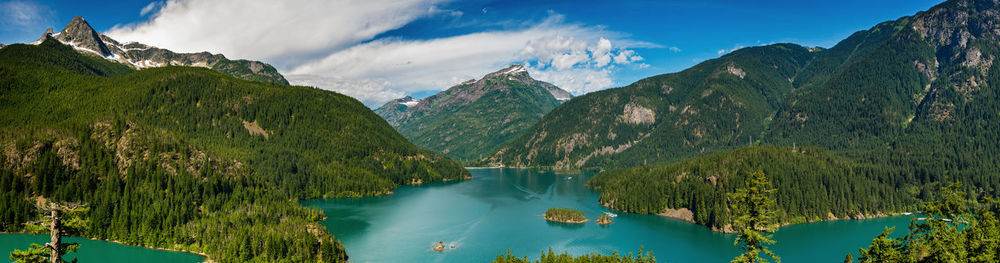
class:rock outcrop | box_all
[34,16,289,84]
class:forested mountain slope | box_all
[0,39,468,262]
[487,44,814,169]
[376,65,572,161]
[491,0,1000,175]
[587,146,924,232]
[579,0,1000,232]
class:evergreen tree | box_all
[492,247,655,263]
[855,183,1000,262]
[10,202,88,263]
[857,228,904,263]
[905,183,969,262]
[729,170,780,263]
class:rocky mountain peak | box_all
[911,0,1000,49]
[38,28,55,41]
[53,16,113,57]
[29,16,289,84]
[395,96,419,106]
[375,64,573,160]
[484,64,530,79]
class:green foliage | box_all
[857,228,905,263]
[544,208,587,223]
[491,44,814,169]
[587,146,920,230]
[0,39,133,77]
[387,73,566,161]
[0,40,467,262]
[10,202,88,263]
[10,243,80,263]
[597,213,613,224]
[494,4,1000,235]
[209,59,289,85]
[855,183,1000,263]
[729,170,780,263]
[492,247,656,263]
[10,243,81,263]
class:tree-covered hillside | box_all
[380,65,571,161]
[0,39,468,262]
[488,44,814,169]
[489,0,1000,175]
[505,0,1000,236]
[587,146,925,231]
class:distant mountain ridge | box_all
[374,96,420,126]
[499,0,1000,234]
[34,16,289,84]
[376,65,572,160]
[489,0,1000,170]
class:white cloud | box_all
[612,49,642,64]
[108,0,448,64]
[0,0,54,44]
[590,38,613,67]
[139,1,162,16]
[285,74,403,106]
[717,43,745,55]
[668,46,681,52]
[527,66,614,94]
[289,15,648,105]
[0,1,52,28]
[108,0,659,106]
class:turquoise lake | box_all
[304,168,911,263]
[0,234,204,262]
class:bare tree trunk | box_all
[48,209,61,263]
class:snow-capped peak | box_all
[502,64,527,74]
[394,96,420,107]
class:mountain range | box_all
[375,65,572,161]
[488,0,1000,172]
[3,0,1000,261]
[0,30,467,261]
[32,16,288,84]
[492,0,1000,231]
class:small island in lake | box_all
[544,208,587,223]
[433,241,446,252]
[596,213,613,225]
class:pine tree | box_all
[857,227,904,263]
[729,170,780,263]
[9,201,88,263]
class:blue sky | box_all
[1,0,944,106]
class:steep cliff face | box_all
[35,16,289,84]
[377,65,572,161]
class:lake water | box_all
[304,168,911,263]
[0,234,204,262]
